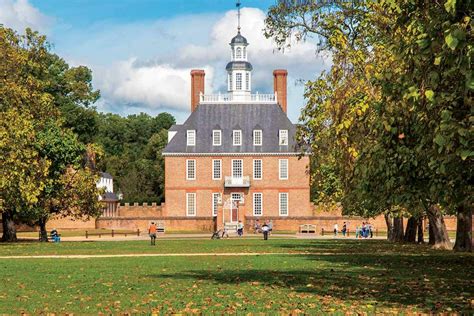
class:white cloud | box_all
[0,0,52,34]
[94,59,214,113]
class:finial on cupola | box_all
[236,0,241,33]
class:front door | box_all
[230,193,242,223]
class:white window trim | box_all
[253,159,262,180]
[186,159,196,180]
[213,130,222,146]
[253,193,263,216]
[279,129,288,146]
[253,129,262,146]
[212,159,222,180]
[279,192,289,216]
[186,193,196,217]
[233,130,242,146]
[231,159,243,178]
[279,159,288,180]
[187,130,196,146]
[212,193,221,216]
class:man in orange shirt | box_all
[148,222,157,245]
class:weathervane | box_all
[236,0,241,33]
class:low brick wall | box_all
[35,202,459,234]
[97,216,214,232]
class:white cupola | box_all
[225,2,252,100]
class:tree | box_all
[0,26,103,241]
[265,1,472,250]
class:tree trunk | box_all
[426,205,452,250]
[417,217,424,244]
[38,216,48,242]
[1,211,17,242]
[428,219,435,245]
[453,204,472,252]
[404,217,417,243]
[384,213,394,241]
[393,216,404,242]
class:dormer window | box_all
[253,130,262,146]
[187,130,196,146]
[233,130,242,146]
[279,129,288,146]
[213,130,221,146]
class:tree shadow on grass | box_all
[152,252,473,313]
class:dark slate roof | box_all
[163,103,300,154]
[169,124,181,131]
[100,172,113,179]
[226,61,253,71]
[230,32,248,45]
[101,192,118,201]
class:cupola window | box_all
[236,47,242,59]
[236,73,242,90]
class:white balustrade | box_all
[200,92,277,104]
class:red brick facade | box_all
[162,155,312,229]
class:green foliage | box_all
[265,1,473,222]
[97,114,174,203]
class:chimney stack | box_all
[273,69,288,114]
[190,69,205,112]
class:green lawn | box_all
[0,239,472,314]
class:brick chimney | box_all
[190,69,205,112]
[273,69,288,114]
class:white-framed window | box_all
[228,73,233,90]
[213,130,221,146]
[186,193,196,216]
[279,159,288,180]
[236,73,242,90]
[253,159,262,180]
[236,47,242,59]
[187,130,196,146]
[245,73,249,90]
[233,130,242,146]
[212,159,222,180]
[253,130,262,146]
[232,159,243,178]
[243,47,247,59]
[231,192,244,203]
[279,192,289,216]
[279,129,288,146]
[186,159,196,180]
[253,193,263,216]
[212,193,221,216]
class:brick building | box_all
[162,20,313,231]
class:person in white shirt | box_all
[262,223,269,240]
[334,223,338,237]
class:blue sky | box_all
[2,0,330,123]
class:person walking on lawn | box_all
[262,223,270,240]
[237,220,244,237]
[148,222,157,245]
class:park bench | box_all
[299,224,316,234]
[38,232,60,242]
[156,222,165,233]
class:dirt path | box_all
[0,252,313,259]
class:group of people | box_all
[333,221,374,238]
[355,222,373,238]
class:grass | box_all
[0,239,472,314]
